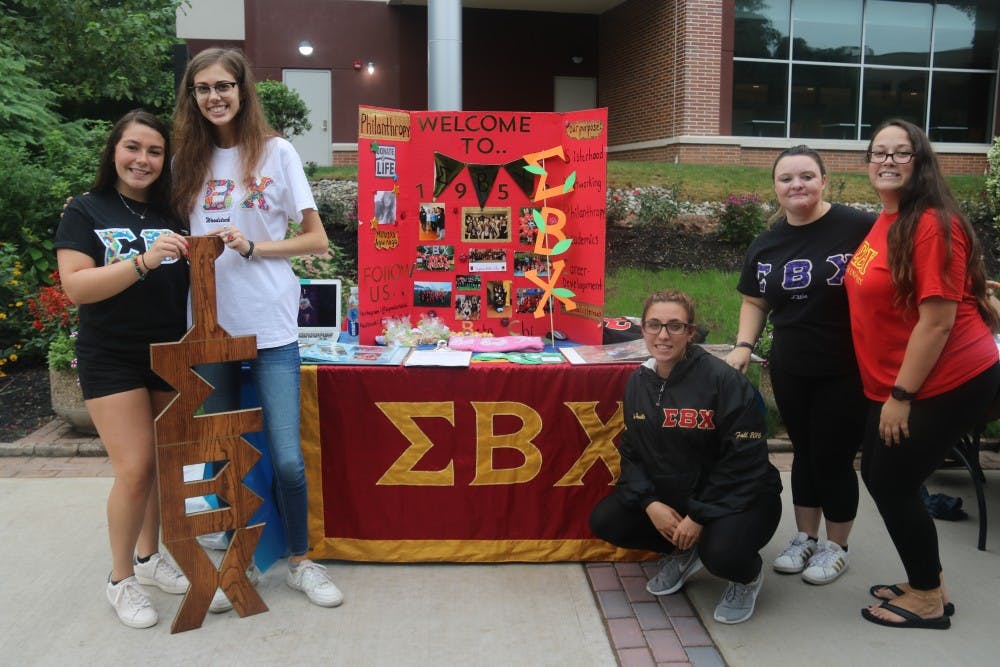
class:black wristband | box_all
[240,240,255,260]
[735,341,755,351]
[891,385,916,401]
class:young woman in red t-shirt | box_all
[845,118,1000,630]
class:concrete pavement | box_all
[2,421,1000,665]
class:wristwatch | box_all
[891,385,916,401]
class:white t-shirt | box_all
[188,137,317,349]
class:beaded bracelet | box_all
[132,254,147,281]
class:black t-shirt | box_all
[54,190,189,355]
[736,203,875,375]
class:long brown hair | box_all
[93,109,172,212]
[171,47,276,218]
[866,118,998,331]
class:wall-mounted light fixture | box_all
[352,60,362,71]
[298,41,314,56]
[571,55,584,65]
[367,61,375,75]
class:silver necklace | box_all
[117,191,148,220]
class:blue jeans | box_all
[198,342,309,556]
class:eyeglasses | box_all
[190,81,238,98]
[865,150,915,164]
[641,319,692,336]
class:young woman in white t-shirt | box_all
[171,47,342,610]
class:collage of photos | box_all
[409,200,553,322]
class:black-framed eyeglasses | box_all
[641,319,692,336]
[189,81,238,98]
[865,150,915,165]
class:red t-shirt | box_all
[845,209,997,401]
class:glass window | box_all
[864,0,932,66]
[934,2,999,69]
[790,65,861,139]
[732,61,788,137]
[792,0,863,63]
[861,68,928,137]
[929,72,995,142]
[735,0,790,59]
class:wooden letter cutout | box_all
[150,236,269,633]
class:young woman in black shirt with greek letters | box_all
[725,145,874,586]
[55,110,190,629]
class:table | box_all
[299,362,651,562]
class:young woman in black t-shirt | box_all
[55,110,190,629]
[725,145,874,587]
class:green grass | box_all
[604,267,742,344]
[312,161,985,205]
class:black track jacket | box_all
[617,346,781,524]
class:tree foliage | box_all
[257,80,313,138]
[0,0,185,117]
[988,135,1000,227]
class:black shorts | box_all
[76,342,174,400]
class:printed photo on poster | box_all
[418,202,446,241]
[456,274,481,291]
[516,287,551,314]
[461,207,512,243]
[414,281,452,307]
[486,280,511,317]
[518,207,538,245]
[468,248,507,273]
[415,245,455,272]
[374,190,397,225]
[514,251,549,277]
[455,294,482,321]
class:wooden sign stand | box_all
[150,236,269,633]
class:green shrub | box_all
[316,193,359,230]
[256,80,312,138]
[633,186,682,225]
[287,222,356,282]
[987,135,1000,225]
[47,329,77,371]
[716,193,768,249]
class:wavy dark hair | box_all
[866,118,998,331]
[92,109,172,211]
[768,144,828,226]
[171,47,276,219]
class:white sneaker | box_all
[713,573,763,624]
[134,552,189,594]
[209,563,261,613]
[802,540,849,585]
[772,532,817,574]
[286,559,343,607]
[106,575,158,629]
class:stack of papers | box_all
[299,339,409,365]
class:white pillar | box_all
[428,0,462,110]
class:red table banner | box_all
[300,363,653,562]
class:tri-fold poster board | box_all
[355,106,609,345]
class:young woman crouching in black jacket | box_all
[589,289,782,624]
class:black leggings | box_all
[861,363,1000,590]
[769,367,866,522]
[589,490,782,584]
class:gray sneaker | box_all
[713,572,763,624]
[646,548,703,596]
